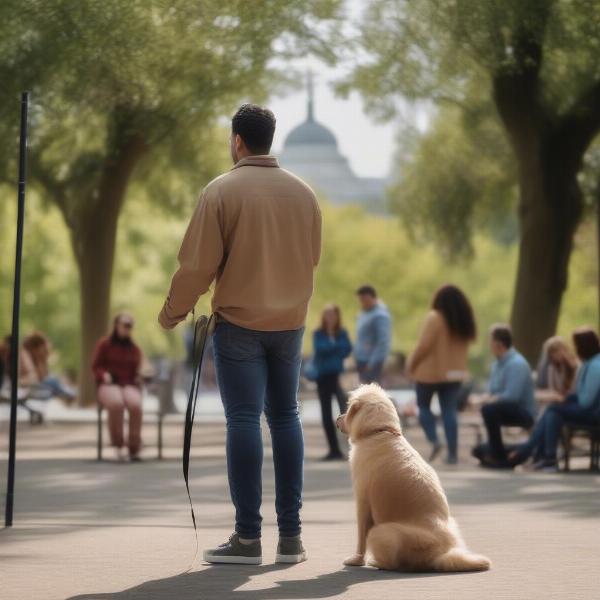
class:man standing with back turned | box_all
[159,104,321,565]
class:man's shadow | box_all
[67,563,459,600]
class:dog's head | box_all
[336,384,401,442]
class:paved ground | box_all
[1,413,599,600]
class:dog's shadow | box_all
[66,563,462,600]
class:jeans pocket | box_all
[272,328,304,365]
[214,322,261,361]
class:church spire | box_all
[307,70,314,122]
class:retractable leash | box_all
[182,313,215,571]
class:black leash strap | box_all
[183,313,214,567]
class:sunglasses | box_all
[121,321,134,330]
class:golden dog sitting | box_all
[336,384,491,572]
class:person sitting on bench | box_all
[478,324,535,468]
[511,327,600,472]
[24,331,76,402]
[0,334,38,388]
[92,314,143,462]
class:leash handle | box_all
[182,313,214,570]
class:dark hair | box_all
[319,304,342,335]
[231,104,276,154]
[490,324,512,349]
[431,284,476,341]
[356,285,377,298]
[572,327,600,361]
[23,331,49,353]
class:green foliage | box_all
[339,0,600,254]
[339,0,600,117]
[389,105,518,258]
[0,0,343,216]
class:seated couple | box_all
[475,325,600,471]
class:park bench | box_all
[0,384,52,424]
[561,423,600,472]
[96,358,177,461]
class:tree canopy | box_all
[0,0,342,402]
[340,0,600,361]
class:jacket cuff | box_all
[158,302,181,330]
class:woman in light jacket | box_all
[313,304,352,460]
[407,284,477,464]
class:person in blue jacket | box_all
[511,327,600,472]
[313,304,352,460]
[354,285,391,384]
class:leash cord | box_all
[182,313,214,572]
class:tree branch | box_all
[554,78,600,173]
[491,9,552,157]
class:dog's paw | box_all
[344,553,366,567]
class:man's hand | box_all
[158,303,180,330]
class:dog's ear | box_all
[346,400,361,423]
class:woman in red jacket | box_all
[92,313,143,461]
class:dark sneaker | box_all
[532,459,559,473]
[276,535,307,564]
[203,533,262,565]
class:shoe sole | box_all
[203,552,262,565]
[276,552,308,564]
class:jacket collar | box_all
[231,155,279,170]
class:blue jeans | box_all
[416,382,461,460]
[542,395,599,461]
[213,321,304,539]
[517,394,599,462]
[356,361,384,384]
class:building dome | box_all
[283,74,337,148]
[284,118,337,147]
[278,73,386,212]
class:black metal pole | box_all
[5,92,29,528]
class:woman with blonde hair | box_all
[511,328,600,471]
[312,304,352,460]
[538,336,578,401]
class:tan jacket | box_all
[159,155,321,331]
[407,310,471,383]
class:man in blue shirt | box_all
[354,285,391,384]
[480,324,535,467]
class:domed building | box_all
[278,79,386,211]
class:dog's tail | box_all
[368,523,491,572]
[432,547,491,572]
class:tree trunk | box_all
[72,134,147,405]
[510,149,583,364]
[596,179,600,332]
[76,215,119,405]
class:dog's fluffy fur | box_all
[337,384,491,572]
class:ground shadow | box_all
[67,564,461,600]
